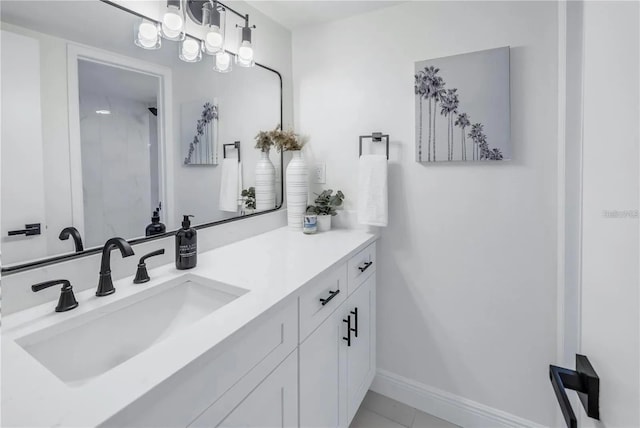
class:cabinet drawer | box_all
[299,263,347,342]
[102,302,298,428]
[347,242,376,295]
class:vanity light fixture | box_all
[180,36,203,62]
[129,0,256,73]
[134,19,161,50]
[95,110,111,115]
[160,0,186,41]
[235,19,255,68]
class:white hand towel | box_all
[357,154,388,227]
[219,158,240,212]
[237,161,243,207]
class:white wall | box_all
[293,1,558,425]
[580,2,639,426]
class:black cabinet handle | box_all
[350,307,358,338]
[549,354,600,428]
[358,261,373,273]
[343,315,352,346]
[8,223,41,237]
[319,289,340,306]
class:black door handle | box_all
[342,315,351,346]
[358,261,373,273]
[319,289,340,306]
[549,354,600,428]
[8,223,41,236]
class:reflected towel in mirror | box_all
[357,154,388,227]
[219,159,242,212]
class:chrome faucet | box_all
[96,237,134,296]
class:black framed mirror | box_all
[0,0,283,275]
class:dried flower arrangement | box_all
[254,128,275,152]
[254,125,306,152]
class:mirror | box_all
[0,0,283,270]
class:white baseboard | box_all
[371,369,547,428]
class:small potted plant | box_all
[241,187,256,215]
[306,189,345,232]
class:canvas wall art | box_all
[182,99,219,165]
[414,47,511,162]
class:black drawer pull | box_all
[350,307,358,338]
[358,261,373,272]
[8,223,41,237]
[343,315,352,346]
[319,289,340,306]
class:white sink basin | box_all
[16,274,248,386]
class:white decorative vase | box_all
[317,214,332,232]
[285,151,308,229]
[255,150,276,211]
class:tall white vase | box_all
[285,151,308,229]
[255,150,276,211]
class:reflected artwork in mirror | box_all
[0,0,283,273]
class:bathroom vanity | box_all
[2,228,377,427]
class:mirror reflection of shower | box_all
[78,59,161,247]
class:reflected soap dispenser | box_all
[145,210,166,236]
[175,215,197,270]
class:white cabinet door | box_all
[216,351,298,428]
[299,307,348,428]
[345,275,376,424]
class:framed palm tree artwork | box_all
[414,47,511,162]
[182,99,219,165]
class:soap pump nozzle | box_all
[182,215,194,229]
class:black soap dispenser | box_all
[145,210,166,236]
[175,215,197,270]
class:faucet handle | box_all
[31,279,79,312]
[133,249,166,284]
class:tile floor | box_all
[350,391,460,428]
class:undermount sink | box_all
[16,274,249,386]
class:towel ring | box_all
[359,133,389,160]
[223,141,241,163]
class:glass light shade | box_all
[204,26,224,54]
[134,19,161,50]
[236,26,255,68]
[179,37,203,62]
[236,40,254,67]
[161,1,185,41]
[213,51,232,73]
[203,4,225,55]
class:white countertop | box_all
[1,227,377,427]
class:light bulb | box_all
[205,27,223,53]
[215,51,231,72]
[138,22,157,43]
[162,8,183,39]
[238,41,253,62]
[135,20,160,49]
[180,38,202,62]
